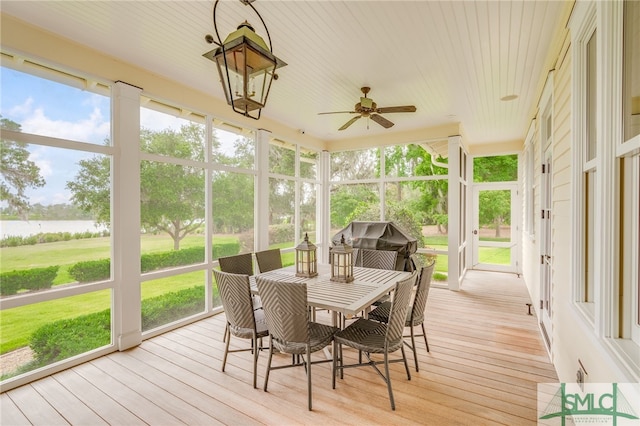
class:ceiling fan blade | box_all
[370,114,394,129]
[376,105,417,114]
[339,116,361,131]
[318,111,357,115]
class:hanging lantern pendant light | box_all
[203,0,287,120]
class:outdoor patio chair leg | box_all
[222,325,231,372]
[252,335,259,388]
[384,351,395,411]
[264,340,274,392]
[410,327,419,372]
[401,345,411,380]
[421,323,429,352]
[307,346,312,411]
[332,343,337,388]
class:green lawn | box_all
[0,234,230,355]
[0,289,112,353]
[0,234,510,355]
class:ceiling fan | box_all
[318,87,417,131]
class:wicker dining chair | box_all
[218,252,260,342]
[332,270,417,411]
[218,252,254,275]
[256,277,340,411]
[255,248,283,273]
[361,249,400,308]
[368,259,436,372]
[361,249,398,270]
[352,248,362,266]
[212,269,269,389]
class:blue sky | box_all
[2,67,110,206]
[1,67,195,207]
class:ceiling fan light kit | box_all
[203,0,287,120]
[319,87,416,130]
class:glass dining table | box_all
[250,264,412,326]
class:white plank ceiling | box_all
[1,0,568,149]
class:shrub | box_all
[213,241,241,258]
[2,236,23,247]
[0,266,59,295]
[141,246,204,272]
[433,272,448,281]
[27,309,111,367]
[142,286,205,331]
[68,259,110,283]
[10,286,205,378]
[269,224,295,245]
[0,230,110,247]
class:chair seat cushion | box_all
[271,322,339,354]
[369,302,424,326]
[230,308,269,339]
[335,318,403,353]
[367,302,391,323]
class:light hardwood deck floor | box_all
[1,270,557,425]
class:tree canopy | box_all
[329,145,450,241]
[0,117,45,217]
[473,155,518,237]
[68,124,207,250]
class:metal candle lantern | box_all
[295,233,318,278]
[330,234,354,283]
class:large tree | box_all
[0,117,45,217]
[210,134,255,234]
[67,124,206,250]
[473,155,518,237]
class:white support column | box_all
[255,129,271,251]
[320,150,331,263]
[448,135,462,291]
[204,116,214,312]
[112,81,142,350]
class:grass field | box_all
[0,233,509,355]
[0,234,227,354]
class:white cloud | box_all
[9,97,34,117]
[20,106,110,144]
[140,107,187,131]
[31,156,53,179]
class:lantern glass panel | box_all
[296,235,318,278]
[215,45,276,112]
[330,250,353,283]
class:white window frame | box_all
[524,120,536,238]
[570,0,598,322]
[571,0,640,381]
[612,0,640,372]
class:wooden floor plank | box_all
[4,383,69,425]
[73,362,184,425]
[52,369,146,425]
[118,346,265,425]
[0,270,558,425]
[0,391,31,425]
[30,377,108,425]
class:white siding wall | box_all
[528,12,634,383]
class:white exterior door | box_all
[540,152,553,343]
[471,183,520,274]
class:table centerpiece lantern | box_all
[330,234,354,283]
[295,233,318,278]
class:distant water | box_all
[0,220,109,238]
